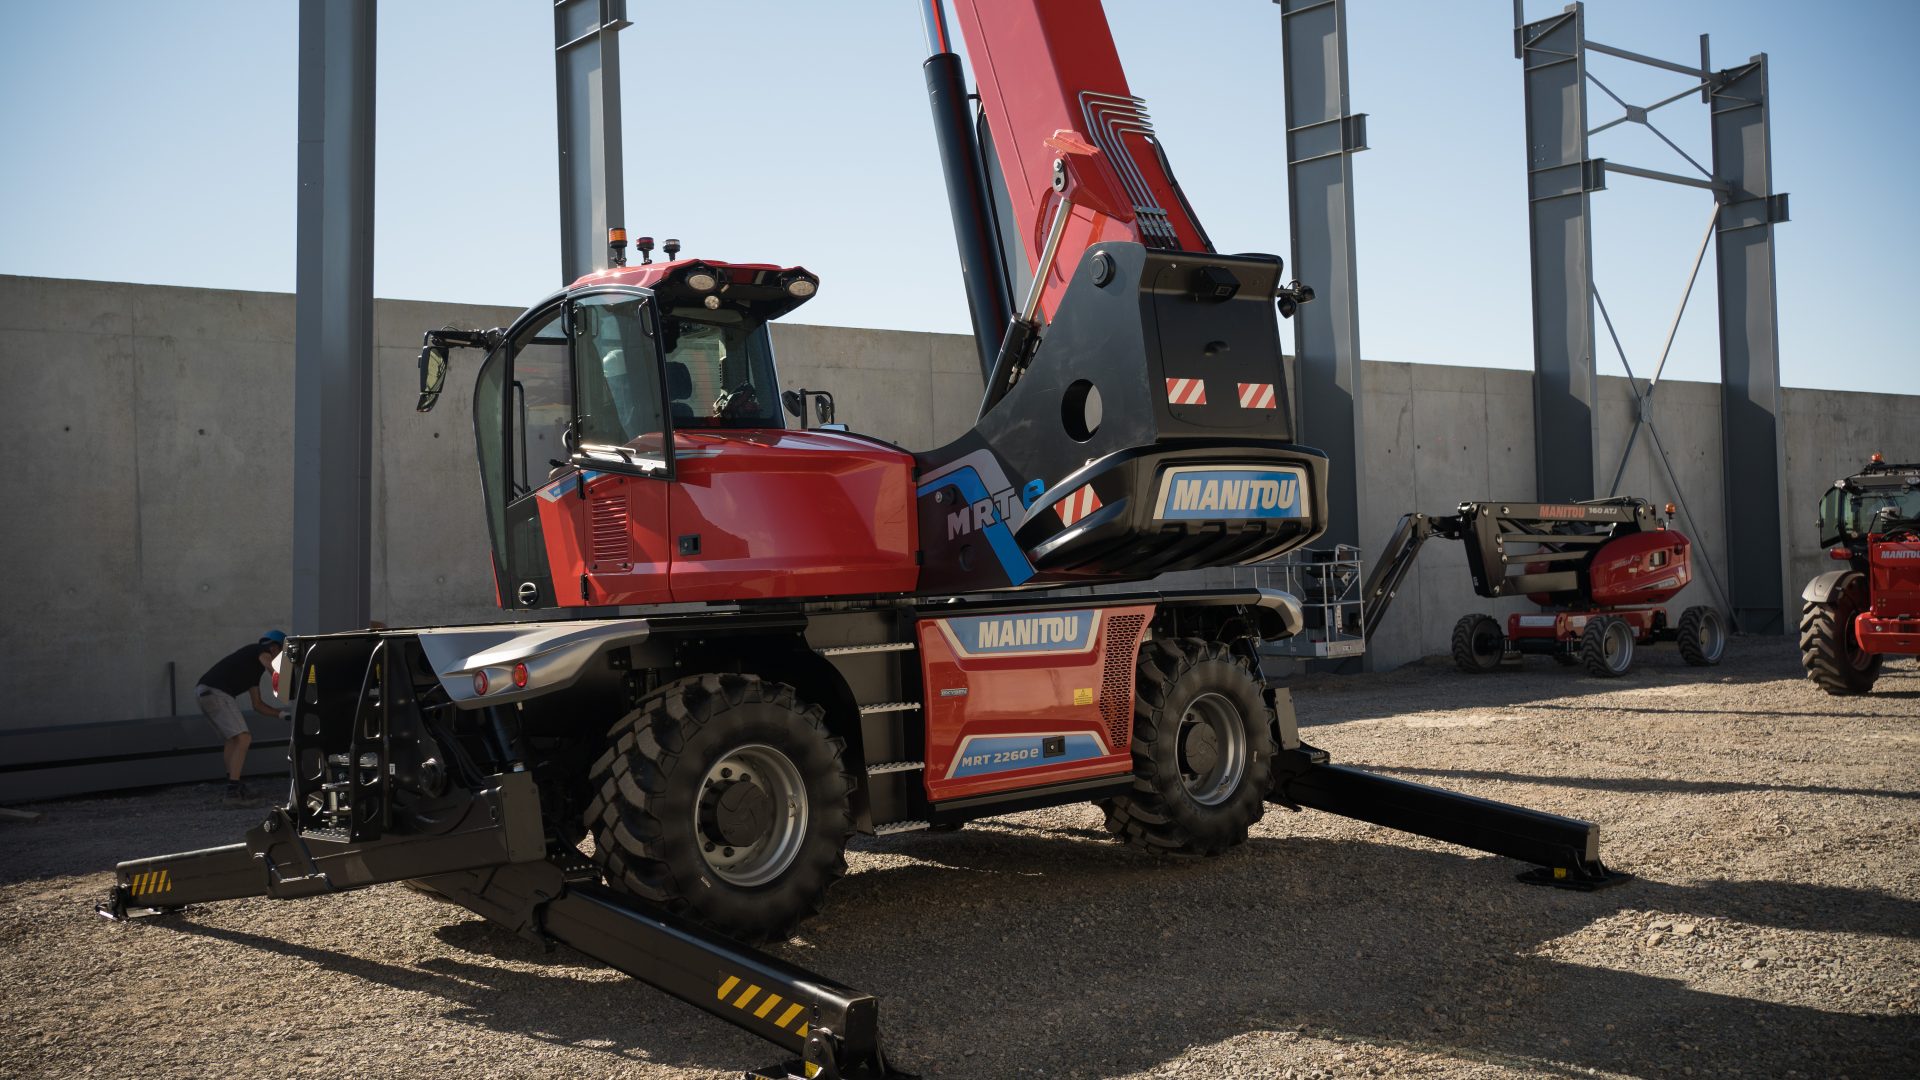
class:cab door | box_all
[480,293,674,610]
[567,292,675,607]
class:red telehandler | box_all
[1800,455,1920,694]
[101,4,1625,1076]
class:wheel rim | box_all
[1605,620,1632,669]
[694,744,808,887]
[1697,611,1725,660]
[1472,622,1501,660]
[1176,692,1248,807]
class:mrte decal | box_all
[916,448,1043,588]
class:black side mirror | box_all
[416,344,450,413]
[781,389,804,419]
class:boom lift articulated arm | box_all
[1360,498,1666,643]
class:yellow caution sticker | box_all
[1073,687,1094,706]
[717,974,811,1037]
[129,869,172,898]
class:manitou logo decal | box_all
[1152,466,1308,521]
[1880,549,1920,559]
[935,609,1101,658]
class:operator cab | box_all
[418,256,919,612]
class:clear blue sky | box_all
[2,1,1913,393]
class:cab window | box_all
[661,316,784,428]
[572,294,666,454]
[509,309,570,495]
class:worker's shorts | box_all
[194,685,249,740]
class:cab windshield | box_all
[1818,483,1920,545]
[661,312,783,429]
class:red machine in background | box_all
[1801,456,1920,694]
[1363,498,1728,676]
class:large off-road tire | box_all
[1676,605,1727,666]
[1800,580,1882,695]
[1100,638,1275,856]
[584,674,854,943]
[1580,616,1635,677]
[1451,614,1505,674]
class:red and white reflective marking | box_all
[1237,382,1278,409]
[1054,484,1104,527]
[1165,378,1207,405]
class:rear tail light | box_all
[512,663,529,688]
[1829,546,1851,560]
[472,670,489,695]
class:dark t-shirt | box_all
[199,643,267,697]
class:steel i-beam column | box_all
[1279,0,1368,550]
[1711,55,1789,633]
[1519,3,1602,502]
[555,0,631,284]
[292,0,376,634]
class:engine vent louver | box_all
[589,495,630,565]
[1100,614,1148,752]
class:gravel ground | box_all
[3,636,1916,1079]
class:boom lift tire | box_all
[1100,638,1274,856]
[1676,605,1726,667]
[1451,614,1506,674]
[584,673,855,943]
[1799,579,1882,696]
[1581,616,1635,678]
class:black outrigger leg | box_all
[1263,691,1631,890]
[97,779,909,1078]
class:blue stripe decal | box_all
[918,466,1035,585]
[537,473,582,502]
[949,734,1105,778]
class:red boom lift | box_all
[1362,499,1728,677]
[102,4,1627,1075]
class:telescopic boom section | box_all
[949,0,1213,323]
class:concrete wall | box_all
[2,274,1915,730]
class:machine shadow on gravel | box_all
[798,831,1918,1077]
[161,917,768,1073]
[137,827,1914,1078]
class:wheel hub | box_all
[1175,691,1248,807]
[702,778,774,848]
[694,745,808,887]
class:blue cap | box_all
[260,629,287,645]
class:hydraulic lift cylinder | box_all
[923,49,1013,383]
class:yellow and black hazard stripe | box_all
[716,972,820,1073]
[128,869,173,899]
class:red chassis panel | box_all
[1858,536,1920,654]
[918,604,1153,803]
[532,429,920,608]
[667,430,919,602]
[1507,608,1661,643]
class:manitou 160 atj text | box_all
[102,2,1627,1076]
